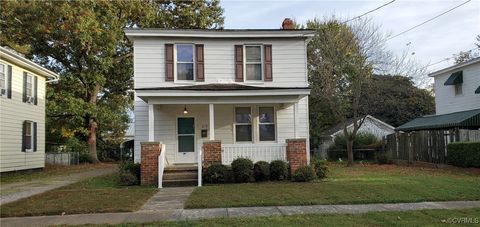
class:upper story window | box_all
[455,84,463,96]
[26,74,33,97]
[176,44,195,81]
[245,45,262,81]
[0,63,5,90]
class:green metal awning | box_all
[396,109,480,131]
[444,71,463,85]
[476,86,480,94]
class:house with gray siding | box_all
[125,19,314,187]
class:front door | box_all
[176,117,196,163]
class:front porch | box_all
[135,84,310,187]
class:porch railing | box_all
[158,144,166,188]
[221,143,287,165]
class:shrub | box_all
[311,158,329,179]
[119,161,141,180]
[117,171,138,186]
[79,153,94,163]
[231,158,254,183]
[376,152,390,165]
[204,164,229,184]
[253,161,270,181]
[447,142,480,168]
[292,165,316,182]
[270,160,289,181]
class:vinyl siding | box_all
[434,62,480,115]
[0,59,46,172]
[133,38,308,88]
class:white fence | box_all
[221,143,287,165]
[45,152,79,166]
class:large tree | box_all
[0,0,224,162]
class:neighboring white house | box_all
[0,46,59,172]
[397,57,480,132]
[316,115,395,158]
[125,19,314,186]
[431,57,480,115]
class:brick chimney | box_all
[282,18,295,30]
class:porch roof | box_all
[136,84,310,104]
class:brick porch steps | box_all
[163,165,198,187]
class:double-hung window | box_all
[455,84,463,96]
[0,63,5,91]
[176,44,195,81]
[26,74,33,97]
[235,107,252,142]
[259,107,275,141]
[245,45,262,81]
[24,121,33,151]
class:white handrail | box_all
[158,144,166,188]
[197,144,202,187]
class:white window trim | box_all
[174,43,196,83]
[0,63,6,97]
[257,106,277,142]
[243,44,264,83]
[25,121,34,152]
[234,106,254,143]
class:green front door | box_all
[176,117,195,163]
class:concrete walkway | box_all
[139,187,195,212]
[0,166,117,205]
[1,200,479,227]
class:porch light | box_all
[183,105,188,114]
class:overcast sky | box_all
[221,0,480,76]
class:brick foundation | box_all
[140,142,162,185]
[286,138,307,174]
[203,140,221,167]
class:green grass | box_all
[79,208,480,226]
[0,163,115,184]
[186,163,480,209]
[0,174,158,217]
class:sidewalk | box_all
[1,200,479,227]
[1,165,117,205]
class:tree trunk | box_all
[346,139,354,166]
[88,118,100,163]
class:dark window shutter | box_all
[33,122,37,152]
[34,76,38,105]
[165,44,174,81]
[7,65,12,99]
[234,45,244,82]
[195,44,205,82]
[23,72,27,102]
[22,121,26,152]
[264,44,273,81]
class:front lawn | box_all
[0,163,115,184]
[0,174,157,217]
[185,163,480,209]
[83,208,480,226]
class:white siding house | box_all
[431,57,480,115]
[125,28,314,172]
[0,47,58,172]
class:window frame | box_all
[454,83,463,96]
[257,106,277,142]
[0,63,5,90]
[24,121,34,152]
[174,43,196,83]
[243,44,264,82]
[234,106,253,143]
[26,73,33,97]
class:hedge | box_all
[447,142,480,168]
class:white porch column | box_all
[148,104,154,141]
[209,103,215,140]
[294,101,299,138]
